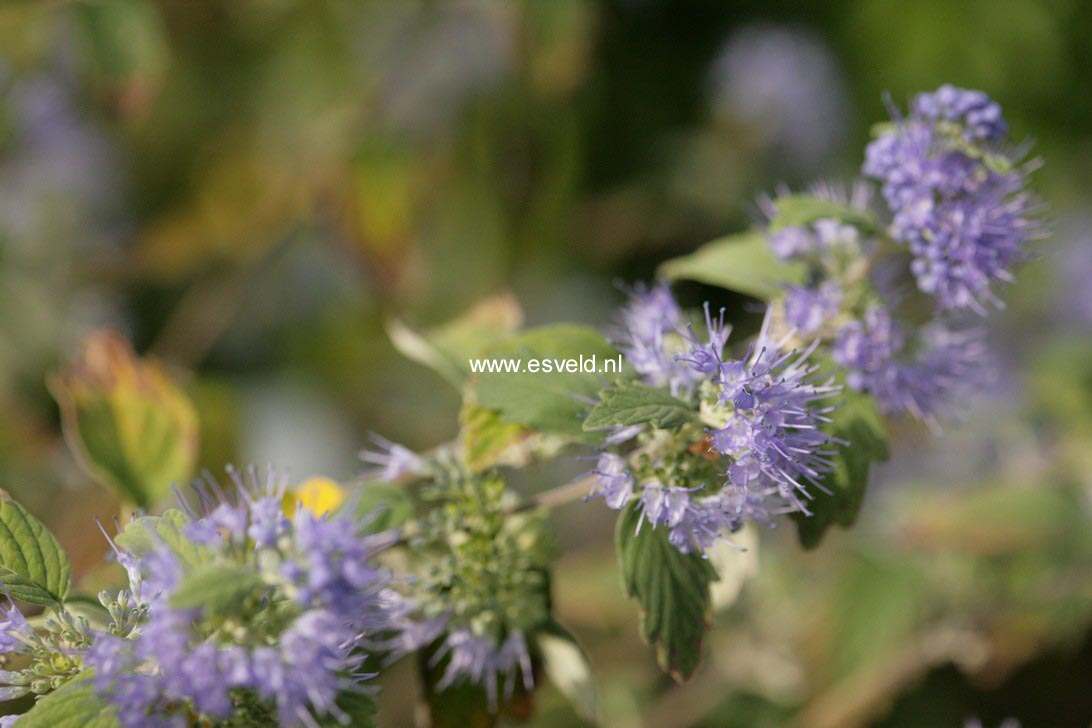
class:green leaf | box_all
[387,293,523,388]
[355,483,414,534]
[49,332,198,510]
[472,324,619,444]
[459,401,529,472]
[615,502,717,681]
[168,563,268,617]
[659,230,806,301]
[0,494,72,607]
[767,194,880,234]
[115,509,208,570]
[583,382,692,432]
[315,690,378,728]
[536,620,597,723]
[792,390,890,548]
[17,671,120,728]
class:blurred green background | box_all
[0,0,1090,726]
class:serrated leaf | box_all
[767,194,880,234]
[615,502,717,681]
[659,230,806,301]
[536,620,597,723]
[17,671,120,728]
[792,390,889,548]
[473,324,618,444]
[583,382,692,432]
[387,293,523,388]
[0,494,72,607]
[168,563,268,617]
[115,509,208,570]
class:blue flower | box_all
[613,283,699,397]
[833,305,988,423]
[85,466,401,728]
[911,84,1007,142]
[360,434,423,481]
[782,281,843,335]
[710,314,840,516]
[589,452,634,510]
[0,600,31,656]
[430,629,533,709]
[863,86,1039,312]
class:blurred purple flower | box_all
[708,25,848,169]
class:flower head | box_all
[360,434,423,481]
[710,314,840,515]
[833,304,989,424]
[84,465,399,728]
[613,283,700,397]
[863,86,1040,312]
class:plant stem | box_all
[506,475,595,515]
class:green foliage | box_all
[536,620,597,723]
[659,230,806,301]
[355,482,415,534]
[583,381,693,432]
[792,390,890,548]
[615,502,718,682]
[115,509,208,570]
[766,194,880,234]
[0,494,71,607]
[16,671,120,728]
[472,324,618,444]
[168,563,269,617]
[459,401,530,472]
[388,294,523,388]
[49,333,198,510]
[418,470,554,638]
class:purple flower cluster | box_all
[863,85,1039,312]
[708,321,839,518]
[598,286,841,553]
[84,466,398,728]
[430,629,533,707]
[612,283,702,397]
[769,217,861,261]
[833,305,988,424]
[783,281,843,334]
[0,600,31,657]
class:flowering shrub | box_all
[0,86,1042,726]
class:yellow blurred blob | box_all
[283,476,346,518]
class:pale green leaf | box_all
[659,230,806,301]
[473,324,618,444]
[767,194,880,233]
[537,620,597,723]
[168,563,268,617]
[17,671,120,728]
[387,293,523,388]
[115,509,208,570]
